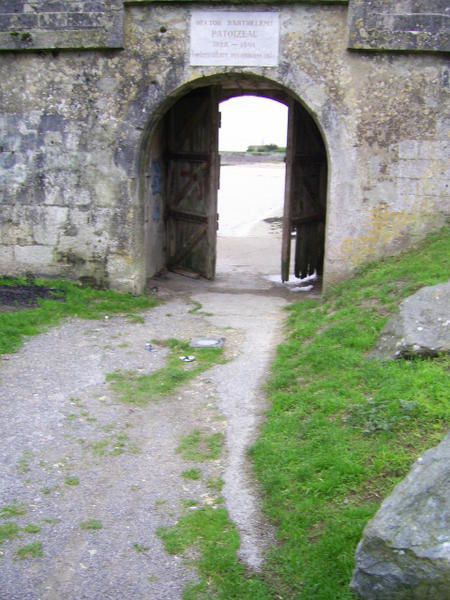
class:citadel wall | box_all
[0,1,448,291]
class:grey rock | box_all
[371,281,450,359]
[351,433,450,599]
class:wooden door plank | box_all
[169,223,208,265]
[165,87,220,279]
[206,86,220,280]
[168,162,207,210]
[281,98,296,282]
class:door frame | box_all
[139,74,330,286]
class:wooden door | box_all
[281,100,327,281]
[166,87,220,279]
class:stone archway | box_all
[138,73,329,287]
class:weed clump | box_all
[106,339,225,406]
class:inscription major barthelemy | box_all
[190,11,279,67]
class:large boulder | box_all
[350,433,450,599]
[371,281,450,359]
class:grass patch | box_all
[64,476,80,486]
[249,225,450,599]
[0,504,27,519]
[126,314,145,324]
[106,339,225,406]
[41,486,58,496]
[91,432,137,457]
[16,542,43,559]
[188,300,213,317]
[0,522,20,544]
[206,478,224,493]
[158,507,271,599]
[80,519,103,531]
[23,524,41,534]
[182,468,202,481]
[17,451,34,474]
[177,430,224,462]
[0,277,157,355]
[133,543,150,553]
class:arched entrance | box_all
[141,76,328,285]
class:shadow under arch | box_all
[137,72,329,286]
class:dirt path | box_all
[0,267,296,599]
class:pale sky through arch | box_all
[219,95,288,152]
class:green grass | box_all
[206,478,224,493]
[64,476,80,486]
[16,542,43,559]
[17,451,34,474]
[188,300,213,317]
[106,339,225,406]
[126,314,146,324]
[177,430,224,462]
[0,522,20,544]
[0,504,27,519]
[23,524,41,534]
[158,507,271,599]
[90,432,137,457]
[133,543,150,553]
[249,225,450,599]
[80,519,103,531]
[0,277,157,355]
[182,468,202,480]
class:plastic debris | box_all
[145,343,154,352]
[190,337,225,349]
[179,355,196,362]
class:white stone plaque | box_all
[190,11,279,67]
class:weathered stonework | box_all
[0,1,449,292]
[348,0,450,53]
[0,0,123,50]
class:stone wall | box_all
[0,1,449,291]
[0,0,123,50]
[348,0,450,52]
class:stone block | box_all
[418,140,449,160]
[14,244,54,267]
[398,160,433,179]
[0,245,14,265]
[398,140,419,160]
[32,206,69,245]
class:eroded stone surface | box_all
[351,433,450,599]
[348,0,450,52]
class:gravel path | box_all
[0,275,288,599]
